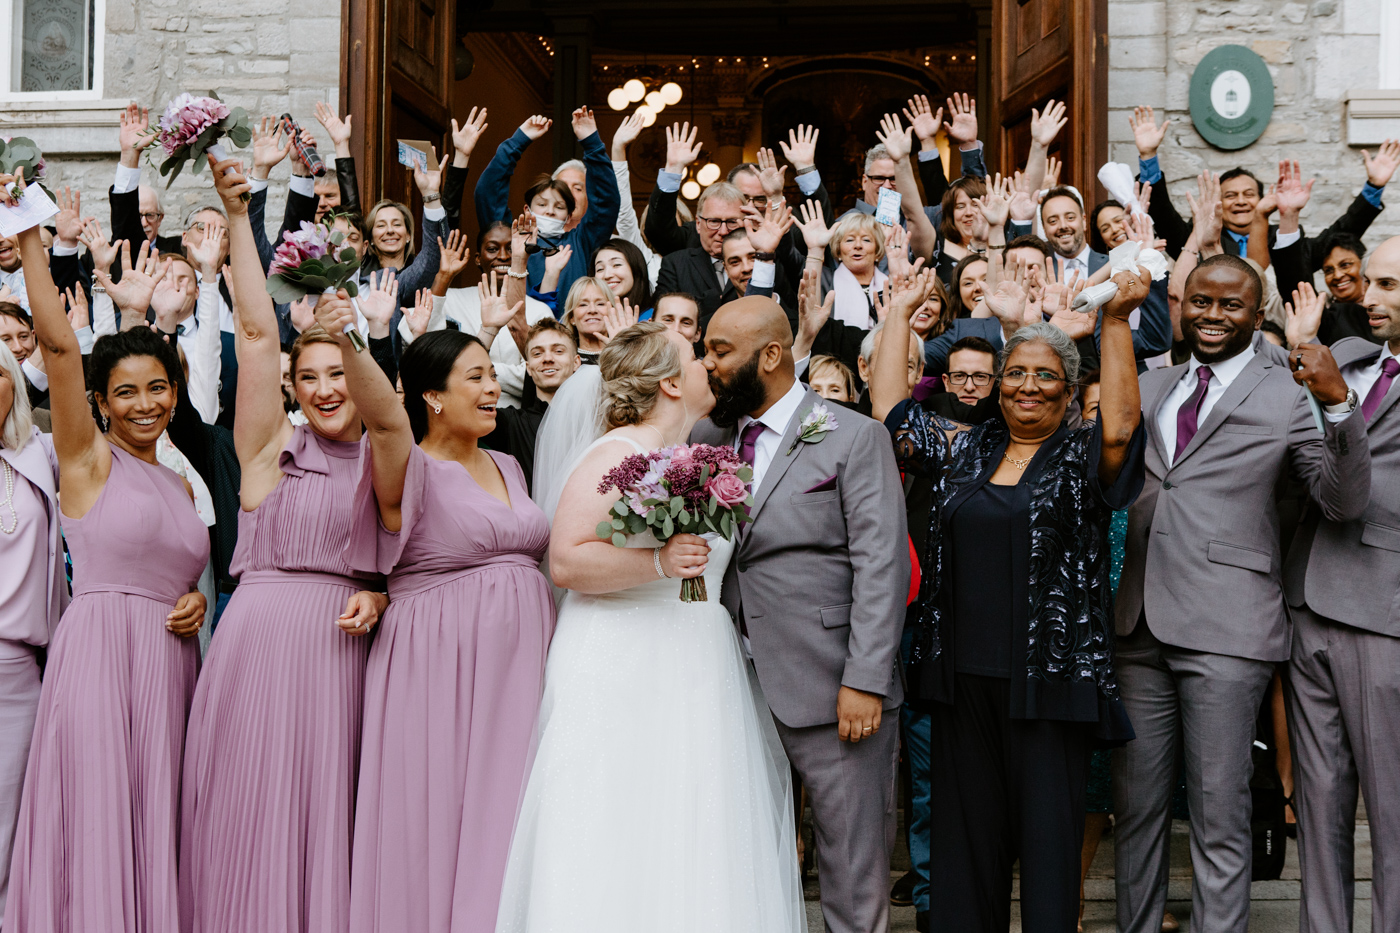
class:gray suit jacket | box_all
[1115,334,1372,662]
[1284,337,1400,635]
[691,386,910,728]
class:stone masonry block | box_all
[288,19,341,54]
[1315,34,1378,99]
[1109,1,1166,38]
[257,23,292,57]
[1111,37,1167,70]
[1109,69,1166,109]
[1250,39,1293,63]
[239,59,291,75]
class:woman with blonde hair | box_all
[560,275,620,365]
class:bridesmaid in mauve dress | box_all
[178,161,394,933]
[0,342,65,924]
[316,301,553,933]
[1,180,209,933]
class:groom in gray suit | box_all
[1112,254,1372,933]
[692,296,910,933]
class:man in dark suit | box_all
[1129,106,1396,268]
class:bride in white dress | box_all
[496,322,804,933]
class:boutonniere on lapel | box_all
[787,403,839,455]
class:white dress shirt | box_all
[1060,244,1094,281]
[1339,343,1399,406]
[1156,344,1256,467]
[735,377,808,493]
[0,267,27,311]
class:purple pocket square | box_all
[803,474,838,494]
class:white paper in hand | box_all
[874,188,902,226]
[0,184,59,237]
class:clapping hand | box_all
[876,113,912,163]
[1284,281,1327,348]
[902,95,944,146]
[944,93,979,146]
[1030,99,1067,148]
[437,230,471,280]
[778,124,820,171]
[1130,105,1171,159]
[570,107,598,141]
[602,298,640,342]
[1363,139,1400,189]
[336,590,388,636]
[520,115,552,141]
[451,106,488,165]
[358,270,398,339]
[664,122,703,175]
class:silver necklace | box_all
[0,459,18,534]
[640,424,668,449]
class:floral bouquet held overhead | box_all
[596,444,754,602]
[145,93,253,195]
[267,220,369,352]
[0,137,46,195]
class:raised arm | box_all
[474,115,549,229]
[1022,99,1067,195]
[443,106,488,234]
[1096,269,1148,485]
[876,113,938,261]
[314,103,361,216]
[870,270,936,422]
[314,292,414,529]
[644,122,703,255]
[572,108,622,256]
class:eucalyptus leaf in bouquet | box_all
[146,93,253,190]
[266,220,368,350]
[0,137,46,184]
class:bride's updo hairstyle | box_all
[599,321,683,429]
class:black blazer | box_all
[108,185,182,282]
[658,249,801,336]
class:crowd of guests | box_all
[0,82,1397,933]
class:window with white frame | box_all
[1,0,105,99]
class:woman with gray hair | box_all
[0,339,64,922]
[870,268,1149,933]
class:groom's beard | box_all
[708,352,767,429]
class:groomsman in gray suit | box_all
[692,295,909,933]
[1111,254,1372,933]
[1283,235,1400,933]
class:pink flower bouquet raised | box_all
[266,220,367,351]
[596,443,754,602]
[146,93,252,190]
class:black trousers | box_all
[927,674,1090,933]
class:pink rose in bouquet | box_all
[706,471,749,508]
[145,92,252,190]
[157,94,231,156]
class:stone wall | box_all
[1,0,342,237]
[1107,0,1399,254]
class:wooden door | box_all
[991,0,1106,199]
[342,0,455,210]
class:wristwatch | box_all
[422,193,441,204]
[753,251,777,262]
[1324,387,1359,414]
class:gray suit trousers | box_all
[1111,622,1274,933]
[1286,605,1400,933]
[774,714,900,933]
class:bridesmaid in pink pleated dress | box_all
[2,174,209,933]
[316,294,554,933]
[179,159,392,933]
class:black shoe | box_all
[890,870,916,906]
[916,910,930,933]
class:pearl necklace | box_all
[0,459,17,535]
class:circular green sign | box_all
[1189,45,1274,150]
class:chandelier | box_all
[606,78,683,126]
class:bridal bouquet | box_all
[266,220,368,351]
[596,443,754,602]
[146,93,253,190]
[0,137,45,184]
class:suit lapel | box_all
[1171,353,1272,468]
[0,436,56,504]
[1144,365,1183,474]
[1332,341,1400,425]
[746,389,819,526]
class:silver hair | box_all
[0,341,34,452]
[184,204,228,229]
[552,159,586,180]
[999,321,1081,385]
[138,184,164,214]
[859,321,926,367]
[864,145,892,175]
[696,181,743,215]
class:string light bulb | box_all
[607,88,629,111]
[696,163,721,186]
[624,79,646,102]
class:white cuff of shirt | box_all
[113,164,142,194]
[21,359,48,391]
[248,177,270,194]
[74,326,94,354]
[796,171,821,197]
[1273,228,1302,250]
[288,175,315,198]
[50,242,79,256]
[424,205,446,221]
[794,354,810,378]
[917,150,941,163]
[750,260,776,290]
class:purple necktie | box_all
[738,420,766,467]
[1174,365,1214,461]
[1362,358,1400,422]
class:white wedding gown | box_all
[496,443,805,933]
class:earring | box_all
[433,404,442,414]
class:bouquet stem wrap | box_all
[680,577,708,602]
[206,143,251,203]
[325,286,368,353]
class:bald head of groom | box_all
[702,296,797,428]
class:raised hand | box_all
[479,270,525,333]
[450,106,488,164]
[150,267,194,329]
[188,218,226,278]
[79,219,119,271]
[251,116,293,179]
[1133,180,1153,215]
[743,199,793,254]
[512,209,537,252]
[520,115,552,141]
[64,286,90,331]
[902,95,944,145]
[1009,171,1038,222]
[289,297,317,334]
[944,93,979,146]
[53,187,85,248]
[1275,159,1314,217]
[974,173,1012,228]
[876,113,912,163]
[891,268,937,323]
[756,147,788,198]
[543,243,573,279]
[119,103,152,164]
[602,298,640,342]
[611,111,646,160]
[795,266,835,358]
[1048,285,1096,339]
[358,270,399,338]
[984,259,1029,330]
[1044,155,1062,189]
[312,289,357,340]
[1284,281,1326,348]
[1101,268,1153,324]
[885,223,913,279]
[570,106,598,140]
[406,288,434,338]
[794,199,833,253]
[210,155,253,214]
[664,122,703,174]
[1041,262,1078,319]
[437,230,470,280]
[97,240,164,314]
[1130,106,1170,159]
[1030,99,1067,148]
[1363,139,1400,189]
[314,101,354,153]
[1125,211,1156,248]
[412,145,442,197]
[778,124,820,170]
